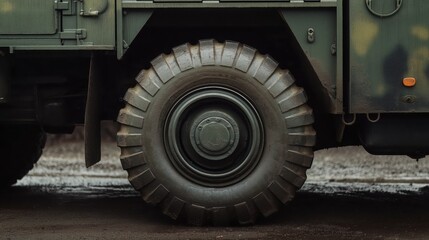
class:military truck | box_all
[0,0,427,225]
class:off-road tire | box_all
[117,40,315,225]
[0,125,46,189]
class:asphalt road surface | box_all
[1,134,429,240]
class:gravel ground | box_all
[309,147,429,183]
[20,130,429,187]
[16,132,429,203]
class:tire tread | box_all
[118,40,316,225]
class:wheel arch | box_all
[118,8,338,149]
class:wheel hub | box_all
[190,112,240,161]
[164,87,264,187]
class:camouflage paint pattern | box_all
[349,0,429,113]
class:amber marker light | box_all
[403,77,416,87]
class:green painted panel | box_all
[77,0,116,46]
[281,8,338,112]
[122,9,152,52]
[349,0,429,113]
[0,0,57,35]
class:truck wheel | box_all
[0,125,46,189]
[117,40,315,225]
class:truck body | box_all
[1,0,428,224]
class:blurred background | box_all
[18,121,429,190]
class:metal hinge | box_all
[60,29,87,40]
[54,1,70,10]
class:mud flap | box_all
[85,53,102,167]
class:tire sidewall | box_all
[142,66,289,206]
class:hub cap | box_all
[190,111,240,161]
[164,87,264,187]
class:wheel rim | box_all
[164,86,264,187]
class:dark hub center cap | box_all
[164,87,264,187]
[190,112,240,161]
